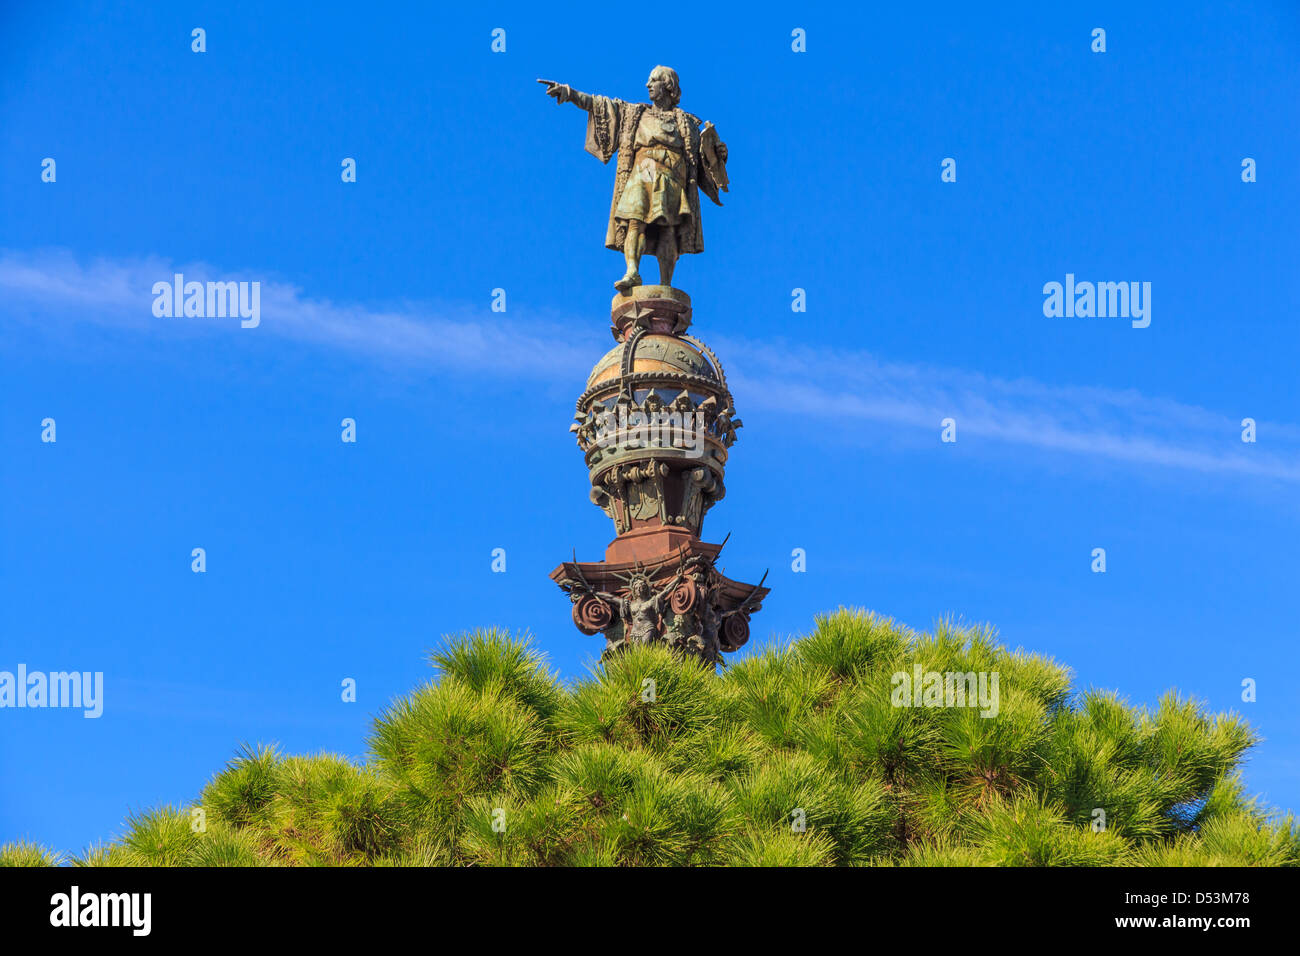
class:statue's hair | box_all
[650,65,681,107]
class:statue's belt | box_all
[633,146,686,169]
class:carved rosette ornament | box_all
[572,592,613,635]
[669,575,698,615]
[542,69,767,668]
[722,612,750,653]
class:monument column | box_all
[539,68,767,666]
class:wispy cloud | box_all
[719,339,1300,482]
[4,248,1298,484]
[0,248,593,376]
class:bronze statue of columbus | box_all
[539,67,729,293]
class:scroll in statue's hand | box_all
[700,122,730,201]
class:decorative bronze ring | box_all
[721,612,750,651]
[572,594,613,635]
[575,371,727,410]
[669,576,698,615]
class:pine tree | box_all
[4,611,1296,867]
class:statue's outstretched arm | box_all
[537,79,593,111]
[654,569,685,604]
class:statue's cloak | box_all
[584,95,724,256]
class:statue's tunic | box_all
[614,111,692,229]
[583,95,722,257]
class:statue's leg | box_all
[616,222,644,293]
[656,225,678,287]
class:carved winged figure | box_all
[598,567,685,647]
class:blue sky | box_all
[2,1,1298,854]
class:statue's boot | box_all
[614,270,642,294]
